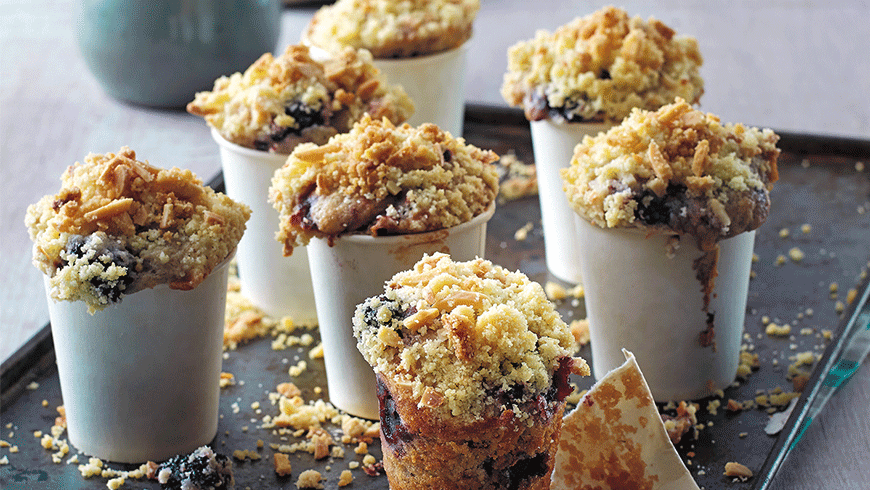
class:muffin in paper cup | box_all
[502,6,704,284]
[353,253,590,489]
[269,115,499,418]
[529,120,613,283]
[302,0,481,136]
[188,44,413,321]
[561,99,780,401]
[25,147,250,462]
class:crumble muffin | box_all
[303,0,480,59]
[269,115,499,256]
[561,98,779,250]
[187,44,414,153]
[353,253,589,489]
[501,6,703,123]
[25,147,251,312]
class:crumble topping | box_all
[25,147,250,312]
[501,6,703,123]
[303,0,480,59]
[561,98,779,250]
[187,44,413,152]
[269,115,499,255]
[353,253,586,423]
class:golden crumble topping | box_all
[353,253,585,423]
[269,115,499,256]
[303,0,480,59]
[187,44,413,152]
[501,6,704,123]
[561,98,779,249]
[25,147,250,312]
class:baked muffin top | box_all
[187,44,413,153]
[269,115,499,256]
[303,0,479,59]
[353,253,587,423]
[25,147,250,312]
[561,98,779,249]
[501,6,703,123]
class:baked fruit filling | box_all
[60,233,139,305]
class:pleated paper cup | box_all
[212,128,317,324]
[371,43,469,137]
[46,254,232,463]
[529,119,613,284]
[307,204,494,419]
[575,216,755,402]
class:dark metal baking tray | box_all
[2,106,869,489]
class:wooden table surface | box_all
[2,2,867,489]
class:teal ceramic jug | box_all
[77,0,281,108]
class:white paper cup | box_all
[372,44,469,137]
[46,254,232,463]
[307,204,495,419]
[530,119,613,284]
[212,129,318,324]
[575,216,755,402]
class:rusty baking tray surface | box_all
[2,106,869,489]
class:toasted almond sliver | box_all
[692,139,711,176]
[571,357,591,376]
[294,144,338,163]
[420,387,444,408]
[356,78,380,100]
[433,291,486,311]
[83,198,133,221]
[647,141,673,181]
[402,308,440,331]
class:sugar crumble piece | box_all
[788,247,804,262]
[544,281,568,301]
[569,319,591,350]
[295,469,324,489]
[496,152,538,202]
[309,343,324,359]
[856,161,865,172]
[274,453,293,477]
[338,469,354,486]
[778,228,790,238]
[846,288,858,305]
[724,462,753,481]
[800,223,811,234]
[765,323,791,337]
[775,255,787,266]
[514,221,534,241]
[835,301,845,314]
[26,381,39,390]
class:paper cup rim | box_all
[301,37,470,65]
[576,216,758,240]
[371,41,470,65]
[335,201,494,245]
[210,127,289,162]
[530,118,615,132]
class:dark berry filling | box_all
[376,376,415,455]
[255,101,327,151]
[550,356,574,402]
[64,234,138,304]
[483,452,549,490]
[158,448,232,490]
[524,92,603,123]
[634,183,688,226]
